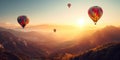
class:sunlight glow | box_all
[76,18,85,27]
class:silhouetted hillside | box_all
[71,43,120,60]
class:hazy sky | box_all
[0,0,120,27]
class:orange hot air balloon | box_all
[17,15,29,28]
[88,6,103,25]
[67,3,71,8]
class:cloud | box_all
[90,26,120,45]
[0,22,18,29]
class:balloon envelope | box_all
[17,15,29,28]
[88,6,103,25]
[67,3,71,8]
[53,29,56,32]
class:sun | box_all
[76,18,85,27]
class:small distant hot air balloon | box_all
[67,3,71,8]
[17,15,29,28]
[88,6,103,25]
[53,28,56,32]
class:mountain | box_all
[0,30,47,60]
[57,26,120,54]
[48,26,120,60]
[0,27,62,53]
[0,26,120,60]
[90,26,120,45]
[71,43,120,60]
[0,48,21,60]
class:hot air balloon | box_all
[17,15,29,28]
[67,3,71,8]
[53,28,56,32]
[88,6,103,25]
